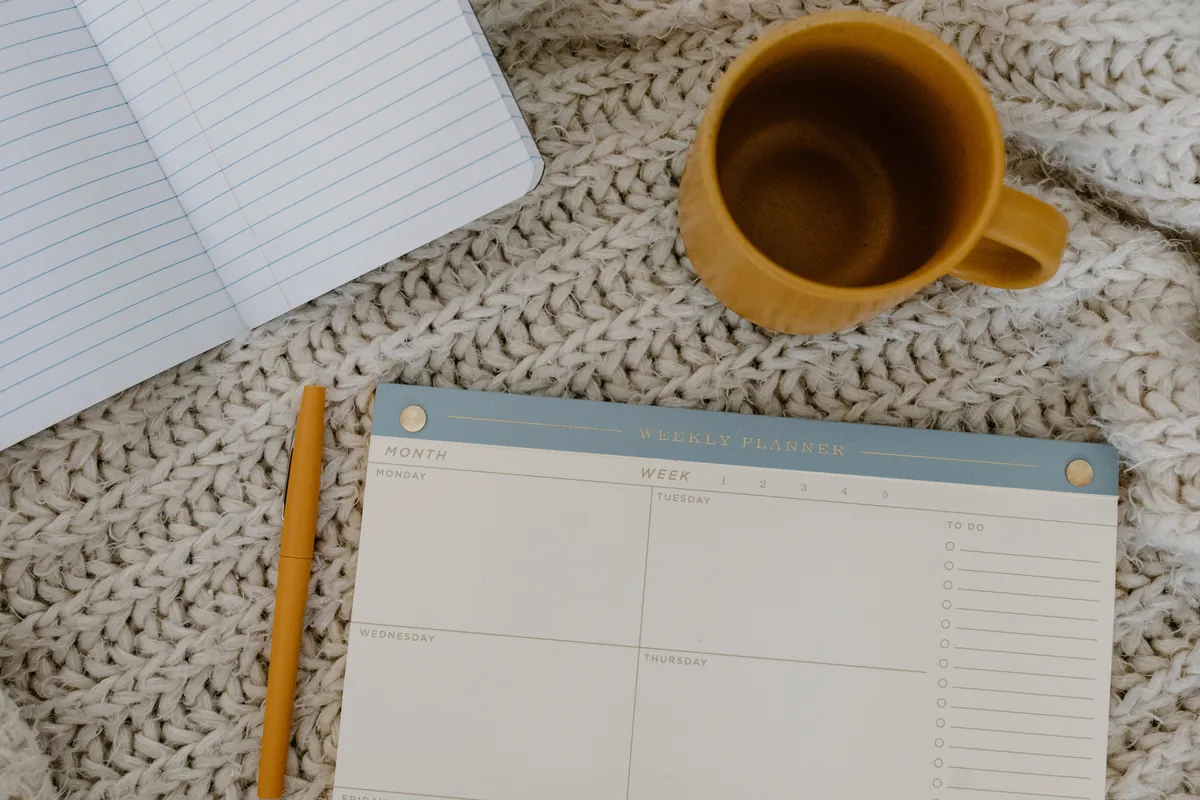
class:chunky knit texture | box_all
[2,0,1200,797]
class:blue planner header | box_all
[371,384,1119,496]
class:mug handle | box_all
[949,187,1069,290]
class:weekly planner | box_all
[336,384,1118,800]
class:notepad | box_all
[0,0,541,449]
[338,385,1118,800]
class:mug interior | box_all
[713,19,999,289]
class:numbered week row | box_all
[366,437,1115,526]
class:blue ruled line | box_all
[227,141,524,288]
[0,140,144,200]
[0,197,177,272]
[251,110,512,240]
[107,30,158,65]
[0,228,193,301]
[142,102,195,143]
[94,9,144,46]
[141,0,176,17]
[191,78,492,241]
[229,71,488,204]
[172,167,223,202]
[173,0,350,87]
[168,41,479,203]
[0,252,204,345]
[189,0,395,116]
[159,133,214,176]
[199,230,256,262]
[0,84,115,125]
[233,283,276,306]
[0,177,167,248]
[219,126,514,273]
[0,64,107,101]
[160,133,215,177]
[171,173,237,220]
[80,1,125,28]
[154,0,218,37]
[201,2,447,133]
[0,102,125,149]
[0,7,73,29]
[0,305,236,421]
[201,227,259,261]
[0,25,85,53]
[162,141,223,188]
[211,28,469,157]
[169,0,306,79]
[119,52,169,90]
[0,160,157,225]
[218,50,476,181]
[0,46,95,78]
[0,271,212,371]
[285,159,529,283]
[0,121,137,175]
[193,202,252,240]
[136,89,186,124]
[162,0,251,46]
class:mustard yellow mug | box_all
[679,11,1068,335]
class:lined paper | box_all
[80,0,542,327]
[0,0,242,451]
[1,0,538,448]
[943,544,1109,800]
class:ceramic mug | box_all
[679,11,1068,335]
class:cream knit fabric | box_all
[2,0,1200,797]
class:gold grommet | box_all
[400,405,427,433]
[1065,459,1093,487]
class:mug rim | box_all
[696,10,1006,299]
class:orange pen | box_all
[257,385,325,799]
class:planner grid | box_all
[334,386,1118,800]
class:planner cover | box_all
[336,384,1118,800]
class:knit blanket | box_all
[2,1,1199,797]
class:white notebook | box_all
[0,0,541,450]
[337,384,1118,800]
